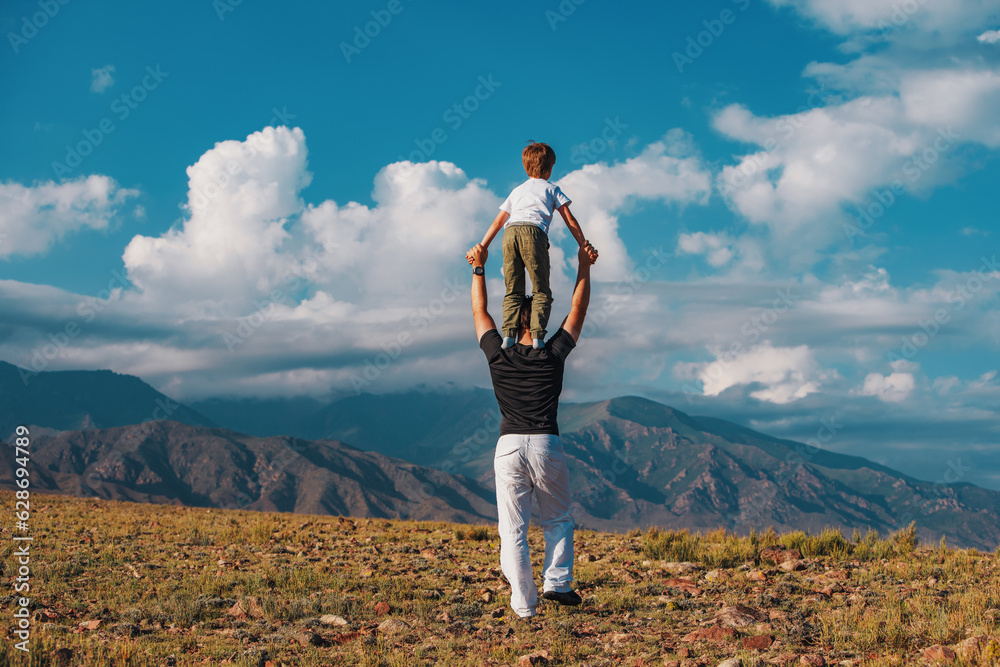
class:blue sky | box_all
[2,0,999,490]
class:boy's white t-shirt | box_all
[500,178,571,235]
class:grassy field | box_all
[2,491,1000,666]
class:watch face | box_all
[474,266,484,275]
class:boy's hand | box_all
[465,244,481,265]
[468,243,488,267]
[581,241,598,265]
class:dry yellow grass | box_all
[2,491,999,666]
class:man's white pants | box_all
[494,433,575,618]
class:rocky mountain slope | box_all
[0,420,496,524]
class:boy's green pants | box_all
[501,224,552,340]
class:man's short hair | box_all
[523,141,556,178]
[518,295,532,336]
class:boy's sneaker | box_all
[542,589,582,606]
[501,336,516,349]
[532,338,545,349]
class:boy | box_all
[468,141,597,349]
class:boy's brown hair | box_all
[522,141,556,179]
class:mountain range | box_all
[4,360,999,550]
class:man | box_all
[467,240,597,619]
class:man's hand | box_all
[580,241,598,265]
[467,243,488,267]
[470,244,495,341]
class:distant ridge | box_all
[0,360,215,438]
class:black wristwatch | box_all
[473,266,484,276]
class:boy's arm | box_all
[480,210,510,249]
[557,204,588,248]
[559,242,597,343]
[470,245,497,341]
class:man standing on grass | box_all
[467,241,597,619]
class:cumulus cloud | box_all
[123,126,313,313]
[979,29,1000,44]
[90,65,115,93]
[674,343,826,404]
[677,231,735,267]
[712,66,1000,259]
[300,159,498,299]
[555,129,712,280]
[0,176,138,258]
[858,371,915,402]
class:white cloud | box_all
[767,0,1000,42]
[555,129,712,280]
[674,343,825,404]
[0,176,138,258]
[713,65,1000,253]
[979,29,1000,44]
[123,126,313,313]
[90,65,115,93]
[677,231,734,267]
[300,158,498,298]
[900,69,1000,145]
[858,371,915,402]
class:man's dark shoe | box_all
[542,589,582,606]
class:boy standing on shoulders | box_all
[468,141,597,349]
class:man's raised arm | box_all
[560,242,597,343]
[469,244,497,341]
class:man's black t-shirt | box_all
[480,328,576,436]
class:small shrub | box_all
[643,527,700,562]
[891,522,918,554]
[455,525,491,541]
[467,526,490,541]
